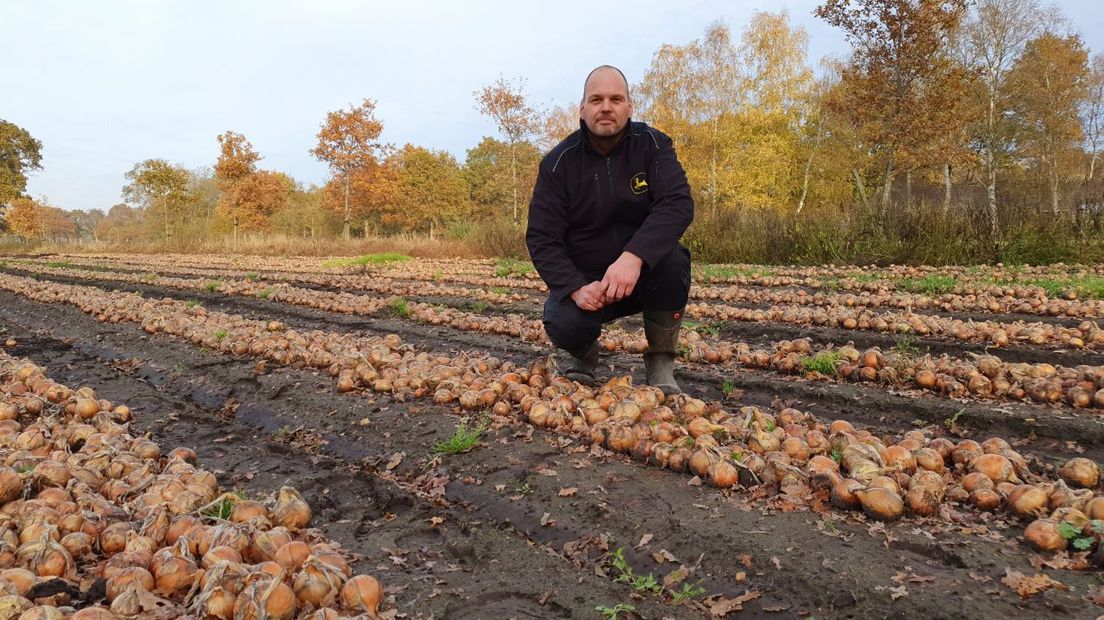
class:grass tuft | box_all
[801,350,841,375]
[433,422,486,455]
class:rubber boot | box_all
[560,341,599,385]
[643,309,683,395]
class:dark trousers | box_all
[542,245,691,353]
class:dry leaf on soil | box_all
[1001,568,1069,598]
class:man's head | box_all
[580,65,633,138]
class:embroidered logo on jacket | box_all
[630,172,649,194]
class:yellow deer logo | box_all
[630,172,648,194]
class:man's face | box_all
[580,70,633,138]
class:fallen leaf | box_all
[540,512,554,527]
[385,452,404,471]
[1001,568,1069,598]
[703,590,761,617]
[737,554,753,568]
[770,556,782,570]
[890,585,908,600]
[429,516,444,527]
[557,487,578,497]
[651,549,678,564]
[494,484,505,492]
[534,467,559,477]
[635,534,653,549]
[663,566,689,588]
[735,571,746,582]
[762,604,789,612]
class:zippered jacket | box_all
[526,120,694,302]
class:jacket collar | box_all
[580,118,632,156]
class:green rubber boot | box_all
[560,341,600,385]
[643,309,683,395]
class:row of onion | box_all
[0,350,385,619]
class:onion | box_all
[1050,507,1089,529]
[106,566,154,600]
[16,534,73,578]
[151,554,198,599]
[0,469,21,504]
[99,522,133,556]
[293,556,346,607]
[229,500,269,525]
[274,541,310,574]
[1024,518,1068,552]
[271,485,311,529]
[830,478,863,510]
[248,528,292,564]
[70,607,117,619]
[0,568,35,596]
[1058,457,1099,489]
[854,487,904,521]
[0,595,31,618]
[17,605,62,620]
[1008,484,1050,519]
[1085,497,1104,520]
[339,575,382,615]
[233,578,296,620]
[60,532,93,558]
[707,459,739,488]
[971,453,1019,484]
[912,448,944,473]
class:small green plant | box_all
[203,280,222,292]
[388,297,410,318]
[516,482,533,496]
[132,290,143,298]
[801,351,841,375]
[595,603,637,620]
[213,329,228,342]
[139,272,158,283]
[899,274,957,295]
[1058,520,1104,551]
[685,320,723,337]
[322,253,412,269]
[892,335,921,358]
[185,299,201,309]
[490,286,508,295]
[851,272,880,283]
[944,408,966,430]
[0,261,8,269]
[471,301,488,313]
[244,272,260,281]
[256,287,276,300]
[819,276,842,290]
[433,422,486,455]
[200,491,246,519]
[829,448,843,463]
[672,581,706,603]
[45,260,74,269]
[494,258,535,277]
[432,270,443,281]
[721,380,736,397]
[610,547,663,595]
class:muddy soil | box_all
[1,278,1103,618]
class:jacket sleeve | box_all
[623,131,694,267]
[526,159,589,302]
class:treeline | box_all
[4,0,1104,264]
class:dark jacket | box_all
[526,120,694,301]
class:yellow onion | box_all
[0,469,21,505]
[106,566,154,600]
[293,556,346,607]
[17,605,62,620]
[99,522,133,556]
[197,586,237,620]
[151,554,198,599]
[1008,485,1050,519]
[971,453,1019,484]
[1024,518,1068,552]
[203,545,243,569]
[59,532,93,559]
[15,534,73,578]
[1058,458,1099,489]
[339,575,382,615]
[1085,497,1104,520]
[853,487,904,521]
[830,478,863,510]
[229,500,269,525]
[274,541,311,574]
[272,487,311,530]
[0,568,35,596]
[233,578,296,620]
[69,607,117,619]
[0,595,30,618]
[707,459,739,488]
[1051,507,1090,529]
[248,528,292,564]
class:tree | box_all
[1006,32,1090,214]
[1082,53,1104,183]
[311,99,386,239]
[70,209,105,242]
[955,0,1056,234]
[122,159,193,241]
[539,104,578,152]
[4,196,45,239]
[96,203,145,243]
[816,0,970,214]
[214,131,262,242]
[272,184,339,238]
[224,170,290,234]
[0,121,43,205]
[475,77,540,224]
[464,137,541,220]
[388,145,472,236]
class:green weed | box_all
[595,603,637,620]
[892,335,921,358]
[721,380,736,397]
[139,272,158,283]
[200,491,244,519]
[801,351,841,375]
[185,299,201,309]
[944,408,966,430]
[45,260,74,269]
[388,297,410,318]
[898,275,957,295]
[494,258,535,277]
[471,301,488,313]
[672,581,706,603]
[203,280,222,292]
[433,422,486,455]
[1059,520,1104,551]
[256,287,276,300]
[244,272,260,281]
[322,253,412,269]
[213,329,228,342]
[610,547,663,595]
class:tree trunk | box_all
[796,117,825,216]
[342,175,351,240]
[986,148,999,240]
[904,170,912,207]
[852,169,870,209]
[510,141,518,225]
[942,163,952,214]
[1050,158,1061,215]
[878,156,895,217]
[710,117,718,215]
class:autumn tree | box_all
[464,137,541,219]
[955,0,1057,234]
[816,0,970,215]
[122,159,193,241]
[70,209,105,242]
[214,131,262,242]
[311,99,386,239]
[1082,53,1104,183]
[0,121,43,204]
[538,104,578,152]
[4,196,45,239]
[1006,32,1090,214]
[475,77,541,224]
[96,203,145,243]
[272,184,338,238]
[386,145,472,236]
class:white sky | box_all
[3,0,1104,212]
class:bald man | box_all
[526,65,694,393]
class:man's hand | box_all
[570,281,607,311]
[600,252,643,304]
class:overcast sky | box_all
[4,0,1104,212]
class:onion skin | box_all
[1024,518,1069,552]
[853,487,904,521]
[339,575,382,615]
[1058,458,1100,489]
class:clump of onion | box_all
[1058,458,1099,489]
[339,575,382,615]
[1024,518,1068,551]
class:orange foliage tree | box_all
[311,99,386,239]
[4,196,45,239]
[215,131,263,241]
[475,77,541,224]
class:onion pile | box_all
[0,351,386,618]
